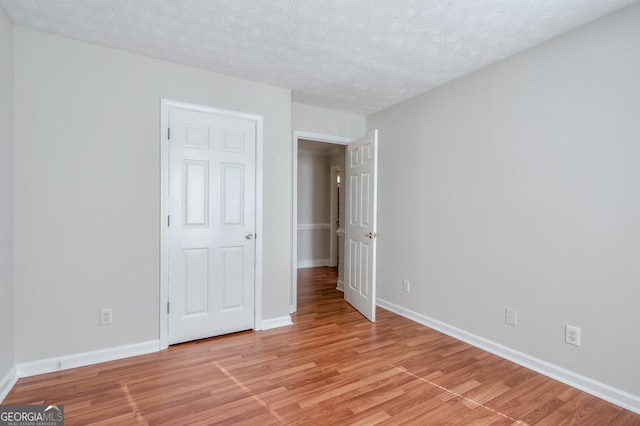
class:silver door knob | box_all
[245,233,255,240]
[364,232,378,239]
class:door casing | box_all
[160,99,264,349]
[329,164,341,268]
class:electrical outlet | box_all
[403,280,410,293]
[101,308,113,325]
[565,325,581,346]
[505,307,518,326]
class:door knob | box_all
[245,233,255,240]
[364,232,378,239]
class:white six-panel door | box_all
[168,107,256,344]
[344,130,378,322]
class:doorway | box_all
[291,132,351,313]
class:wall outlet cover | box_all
[505,307,518,326]
[101,308,113,325]
[565,325,581,346]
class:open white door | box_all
[344,130,378,322]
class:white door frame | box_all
[291,131,352,313]
[328,165,341,268]
[160,99,264,350]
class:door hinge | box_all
[167,215,170,227]
[167,127,171,140]
[167,302,170,314]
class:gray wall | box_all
[368,4,640,396]
[0,8,15,387]
[297,151,331,266]
[13,28,292,362]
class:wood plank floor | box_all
[4,267,640,425]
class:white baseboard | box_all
[336,280,344,292]
[16,340,160,378]
[377,298,640,415]
[297,259,329,269]
[261,316,293,331]
[0,365,18,403]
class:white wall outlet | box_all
[505,307,518,326]
[565,325,581,346]
[403,280,410,293]
[101,308,113,325]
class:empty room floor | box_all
[4,267,640,424]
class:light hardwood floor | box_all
[4,267,640,425]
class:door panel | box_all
[168,107,256,344]
[222,246,244,310]
[184,248,208,315]
[183,160,209,227]
[344,130,378,322]
[222,164,244,225]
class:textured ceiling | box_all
[1,0,637,115]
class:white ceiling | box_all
[1,0,637,115]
